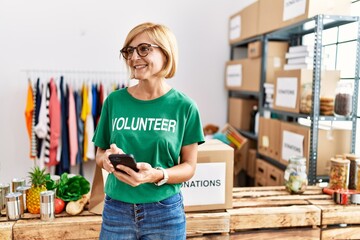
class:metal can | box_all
[11,178,26,192]
[40,190,55,221]
[5,192,24,220]
[0,183,10,211]
[16,185,31,212]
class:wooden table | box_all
[1,186,360,240]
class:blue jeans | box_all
[100,192,186,240]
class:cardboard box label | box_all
[275,77,298,108]
[226,64,242,87]
[229,15,241,40]
[283,0,306,21]
[181,162,226,206]
[273,57,281,68]
[282,130,304,161]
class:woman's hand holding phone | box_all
[109,154,139,174]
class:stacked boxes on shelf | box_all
[284,45,314,71]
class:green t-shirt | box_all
[92,88,204,203]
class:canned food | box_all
[5,192,24,220]
[12,178,26,192]
[40,190,55,221]
[0,183,10,211]
[16,185,31,212]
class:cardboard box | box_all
[267,164,284,186]
[255,158,267,186]
[255,158,284,186]
[280,121,351,175]
[258,0,284,34]
[248,41,262,59]
[234,139,249,175]
[248,41,289,59]
[225,58,261,92]
[280,0,351,29]
[273,69,340,113]
[182,139,234,212]
[228,98,258,131]
[247,148,257,178]
[258,0,351,35]
[229,1,259,44]
[257,117,281,161]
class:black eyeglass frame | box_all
[120,43,159,60]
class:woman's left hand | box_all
[113,162,158,187]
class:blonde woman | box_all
[93,22,204,239]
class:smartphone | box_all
[108,153,139,174]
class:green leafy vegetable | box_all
[45,174,58,191]
[56,173,90,202]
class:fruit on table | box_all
[27,167,48,214]
[54,198,65,214]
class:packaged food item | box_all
[284,156,308,194]
[40,190,55,221]
[329,158,350,190]
[300,83,312,114]
[346,154,360,190]
[334,81,353,117]
[0,183,10,211]
[320,97,334,116]
[299,82,335,115]
[5,192,24,220]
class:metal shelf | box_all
[266,15,359,40]
[229,90,260,99]
[264,107,354,121]
[228,14,360,186]
[238,129,257,141]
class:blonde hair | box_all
[122,22,178,79]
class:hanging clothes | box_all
[24,71,123,176]
[68,85,79,167]
[35,82,50,168]
[35,78,43,159]
[74,88,84,175]
[24,79,37,160]
[48,78,61,166]
[56,76,70,175]
[81,83,89,161]
[85,83,95,160]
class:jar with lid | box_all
[284,156,308,194]
[334,81,353,117]
[346,154,360,190]
[329,158,350,190]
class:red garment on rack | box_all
[48,79,61,166]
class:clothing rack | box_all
[22,69,129,86]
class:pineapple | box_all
[27,166,47,214]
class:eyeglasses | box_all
[120,43,159,60]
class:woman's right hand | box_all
[97,144,124,174]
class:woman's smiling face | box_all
[127,32,166,81]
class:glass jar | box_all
[346,154,360,190]
[300,82,312,114]
[334,81,353,117]
[284,156,308,194]
[329,158,350,190]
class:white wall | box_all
[0,0,255,185]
